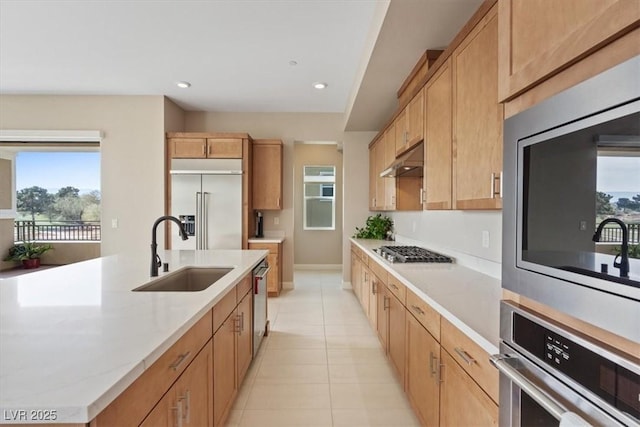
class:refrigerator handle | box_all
[195,192,202,250]
[203,192,210,250]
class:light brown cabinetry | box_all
[439,350,498,427]
[248,242,282,296]
[452,4,503,210]
[369,141,378,210]
[141,342,214,427]
[424,58,453,210]
[407,89,425,151]
[405,312,440,426]
[351,249,362,301]
[252,139,283,210]
[213,310,237,427]
[168,137,243,159]
[375,138,387,211]
[236,290,253,385]
[383,127,397,210]
[394,108,409,156]
[498,0,640,102]
[386,288,406,384]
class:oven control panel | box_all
[545,335,570,366]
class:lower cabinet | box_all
[349,246,499,427]
[248,242,282,296]
[440,350,498,427]
[141,342,213,427]
[91,272,257,427]
[405,313,440,426]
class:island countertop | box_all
[0,249,267,424]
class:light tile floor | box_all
[225,269,420,427]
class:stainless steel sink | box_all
[133,267,233,292]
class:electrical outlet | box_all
[274,217,279,225]
[111,218,118,229]
[482,230,490,248]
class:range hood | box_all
[380,143,424,178]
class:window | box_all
[303,165,335,230]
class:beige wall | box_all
[0,95,167,256]
[0,219,14,271]
[0,151,15,270]
[293,144,343,265]
[342,131,377,282]
[39,242,101,265]
[185,112,344,283]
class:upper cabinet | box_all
[498,0,640,102]
[168,135,243,159]
[395,90,425,156]
[424,59,453,210]
[452,4,503,210]
[252,139,283,210]
[394,108,409,156]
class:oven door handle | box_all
[490,354,580,423]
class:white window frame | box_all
[303,165,335,230]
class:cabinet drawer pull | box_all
[372,281,377,294]
[454,347,476,366]
[236,314,242,335]
[411,305,425,315]
[171,400,184,427]
[390,283,399,290]
[383,295,390,310]
[169,351,191,371]
[429,351,438,377]
[178,390,191,423]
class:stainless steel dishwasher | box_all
[252,259,269,356]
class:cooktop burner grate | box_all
[375,246,453,263]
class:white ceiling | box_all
[0,0,482,131]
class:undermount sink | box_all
[133,267,233,292]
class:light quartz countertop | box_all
[351,239,501,355]
[0,249,267,424]
[247,237,285,244]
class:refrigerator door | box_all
[170,174,201,250]
[202,174,243,249]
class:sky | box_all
[597,156,640,194]
[16,152,100,192]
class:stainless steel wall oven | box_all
[502,56,640,343]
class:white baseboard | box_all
[282,281,294,290]
[294,264,342,270]
[341,280,352,290]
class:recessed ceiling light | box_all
[176,81,191,89]
[313,82,328,90]
[289,60,298,66]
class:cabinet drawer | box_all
[248,242,277,254]
[93,311,212,426]
[369,260,388,284]
[441,317,498,404]
[386,275,406,305]
[213,288,237,333]
[351,244,363,259]
[236,274,252,300]
[406,290,440,341]
[206,138,242,158]
[361,252,369,267]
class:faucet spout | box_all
[593,218,629,278]
[151,215,189,277]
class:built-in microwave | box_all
[502,56,640,343]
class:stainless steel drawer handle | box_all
[169,351,191,371]
[390,283,399,290]
[454,347,476,365]
[411,305,425,315]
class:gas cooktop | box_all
[374,246,453,263]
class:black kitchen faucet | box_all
[593,218,630,279]
[150,215,188,277]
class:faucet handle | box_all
[155,254,162,268]
[163,263,169,273]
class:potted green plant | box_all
[4,241,53,269]
[353,214,394,240]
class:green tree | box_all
[596,191,615,215]
[616,197,640,211]
[16,186,54,221]
[55,195,84,221]
[56,186,80,199]
[81,190,101,221]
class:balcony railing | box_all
[596,223,639,244]
[14,220,101,242]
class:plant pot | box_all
[22,258,41,269]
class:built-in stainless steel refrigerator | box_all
[170,159,242,249]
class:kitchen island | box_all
[0,249,267,424]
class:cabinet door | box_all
[369,142,378,210]
[440,350,498,427]
[368,272,379,330]
[376,284,389,351]
[170,138,207,159]
[405,313,440,426]
[174,342,214,427]
[395,108,409,156]
[351,252,362,300]
[498,0,640,101]
[252,142,283,210]
[374,140,386,211]
[213,311,237,426]
[360,265,371,316]
[236,291,253,386]
[387,292,405,386]
[384,127,397,210]
[207,138,242,159]
[267,252,279,295]
[453,6,503,210]
[407,88,424,149]
[140,387,174,427]
[424,59,453,210]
